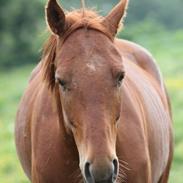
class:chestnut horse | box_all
[15,0,173,182]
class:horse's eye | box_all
[59,80,66,87]
[116,72,125,86]
[56,78,67,90]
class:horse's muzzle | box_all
[84,159,118,183]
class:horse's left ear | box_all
[46,0,66,36]
[103,0,129,37]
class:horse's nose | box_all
[84,159,118,183]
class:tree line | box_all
[0,0,182,68]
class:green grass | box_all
[0,66,34,183]
[0,31,183,182]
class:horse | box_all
[15,0,173,182]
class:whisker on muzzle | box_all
[116,158,130,183]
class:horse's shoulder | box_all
[114,38,163,90]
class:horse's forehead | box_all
[59,29,111,56]
[59,44,111,74]
[57,29,121,77]
[85,54,107,73]
[71,54,111,87]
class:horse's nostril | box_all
[84,162,93,182]
[113,159,118,178]
[85,162,90,177]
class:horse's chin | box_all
[84,177,117,183]
[85,181,116,183]
[95,181,116,183]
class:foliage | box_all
[0,0,183,67]
[126,0,183,29]
[0,0,44,67]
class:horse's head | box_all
[44,0,128,182]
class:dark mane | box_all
[41,9,123,88]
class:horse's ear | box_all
[103,0,129,37]
[46,0,66,35]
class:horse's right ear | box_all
[103,0,129,37]
[46,0,66,36]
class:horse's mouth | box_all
[95,181,115,183]
[85,181,115,183]
[84,178,116,183]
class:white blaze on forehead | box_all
[85,55,104,72]
[86,63,96,72]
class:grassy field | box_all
[0,31,183,182]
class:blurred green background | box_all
[0,0,182,182]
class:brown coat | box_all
[15,1,173,183]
